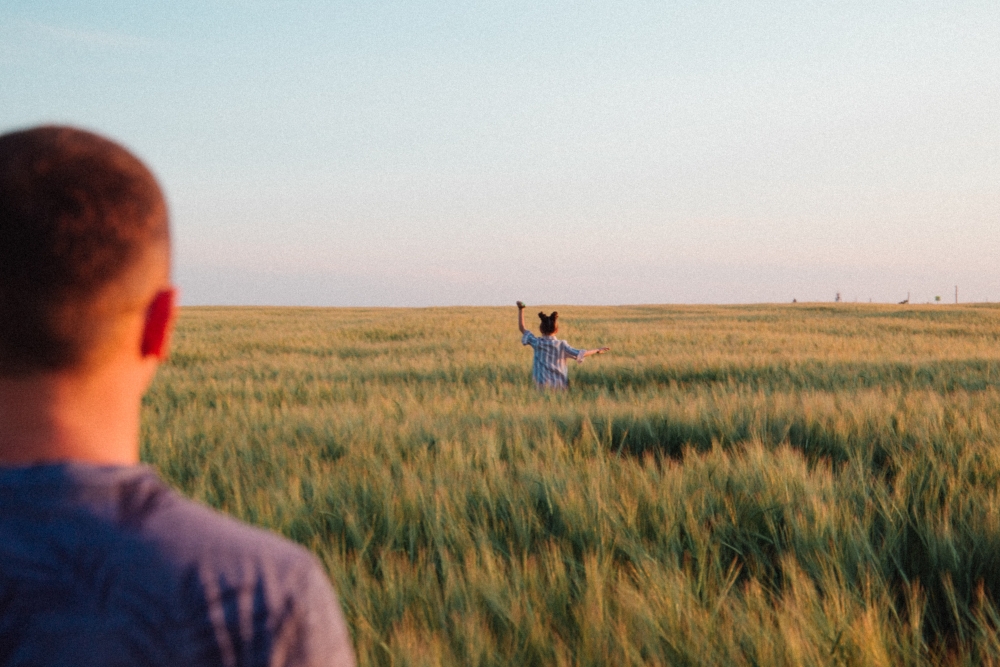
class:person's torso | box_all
[0,463,349,667]
[531,336,571,387]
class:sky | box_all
[2,0,998,306]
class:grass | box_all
[141,303,1000,666]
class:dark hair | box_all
[0,126,169,375]
[538,311,558,335]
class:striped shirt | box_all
[521,330,585,389]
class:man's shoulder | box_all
[137,477,320,580]
[139,478,355,665]
[1,463,314,572]
[0,464,351,665]
[2,463,326,600]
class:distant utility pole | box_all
[956,285,959,304]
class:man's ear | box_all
[141,288,177,359]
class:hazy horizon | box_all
[4,1,998,306]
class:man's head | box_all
[0,126,172,377]
[538,311,558,336]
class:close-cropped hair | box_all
[538,311,558,336]
[0,126,169,375]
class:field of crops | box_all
[141,303,1000,666]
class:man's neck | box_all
[0,364,144,466]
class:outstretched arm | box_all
[517,301,527,334]
[582,347,610,358]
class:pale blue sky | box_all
[3,1,998,305]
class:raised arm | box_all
[517,301,527,333]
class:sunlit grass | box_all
[142,303,1000,665]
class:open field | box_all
[141,304,1000,666]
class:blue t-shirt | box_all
[0,463,355,666]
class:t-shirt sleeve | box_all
[563,342,586,363]
[270,556,356,667]
[521,330,536,346]
[143,490,357,667]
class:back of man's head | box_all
[0,126,169,376]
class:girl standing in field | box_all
[517,301,610,390]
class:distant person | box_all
[0,126,355,666]
[517,301,609,389]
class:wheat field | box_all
[140,303,1000,666]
